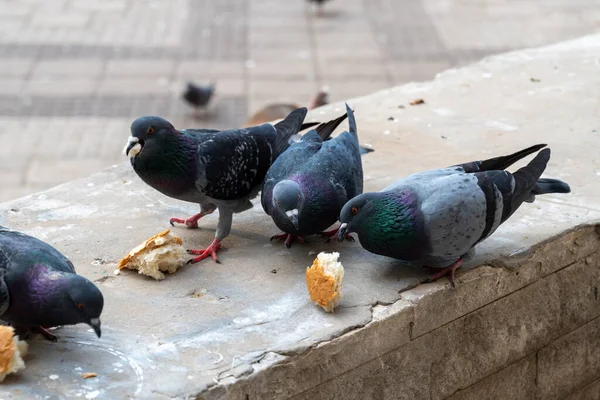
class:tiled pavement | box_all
[1,0,599,202]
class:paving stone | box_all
[31,11,89,28]
[105,60,175,77]
[0,58,34,77]
[32,60,104,77]
[25,78,97,96]
[1,0,600,204]
[0,79,26,96]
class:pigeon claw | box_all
[422,258,464,289]
[319,227,355,243]
[33,326,58,342]
[170,213,203,229]
[270,233,305,248]
[186,239,221,264]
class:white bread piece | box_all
[0,326,27,382]
[117,230,187,280]
[305,252,344,313]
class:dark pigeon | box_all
[307,0,331,16]
[182,81,215,113]
[262,103,366,247]
[124,108,310,264]
[0,226,103,341]
[338,144,570,288]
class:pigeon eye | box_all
[77,303,84,310]
[276,201,280,206]
[147,126,155,135]
[351,207,359,215]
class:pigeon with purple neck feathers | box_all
[0,226,103,341]
[338,144,570,288]
[262,103,367,247]
[124,108,311,264]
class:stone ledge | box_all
[1,34,600,399]
[204,245,599,400]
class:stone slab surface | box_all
[0,35,600,398]
[2,0,600,202]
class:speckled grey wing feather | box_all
[190,108,308,201]
[193,127,276,200]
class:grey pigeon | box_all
[262,103,366,247]
[182,81,215,113]
[124,108,310,264]
[0,226,103,341]
[338,144,570,287]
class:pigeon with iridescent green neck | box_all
[338,144,570,287]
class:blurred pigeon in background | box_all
[0,226,104,341]
[245,88,329,127]
[124,108,311,264]
[338,144,571,288]
[182,81,216,116]
[307,0,332,16]
[262,103,367,247]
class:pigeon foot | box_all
[187,239,221,264]
[423,258,464,289]
[32,326,58,342]
[319,227,355,243]
[270,233,305,248]
[170,212,205,229]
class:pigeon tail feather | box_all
[507,148,552,210]
[273,107,308,156]
[315,112,348,140]
[525,177,571,203]
[459,143,547,173]
[345,103,358,140]
[300,122,320,131]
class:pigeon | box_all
[262,103,366,247]
[182,81,215,113]
[0,226,103,341]
[307,0,331,16]
[124,108,311,264]
[338,144,571,287]
[245,88,329,127]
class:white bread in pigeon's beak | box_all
[124,136,141,158]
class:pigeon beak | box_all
[285,209,300,230]
[124,136,142,158]
[89,318,101,338]
[337,223,349,242]
[291,215,300,231]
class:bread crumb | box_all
[117,230,187,280]
[81,372,97,379]
[0,326,27,382]
[305,252,344,313]
[409,98,425,105]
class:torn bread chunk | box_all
[0,326,27,382]
[305,252,344,313]
[117,229,187,280]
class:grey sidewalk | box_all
[1,0,599,201]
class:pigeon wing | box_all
[195,126,276,200]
